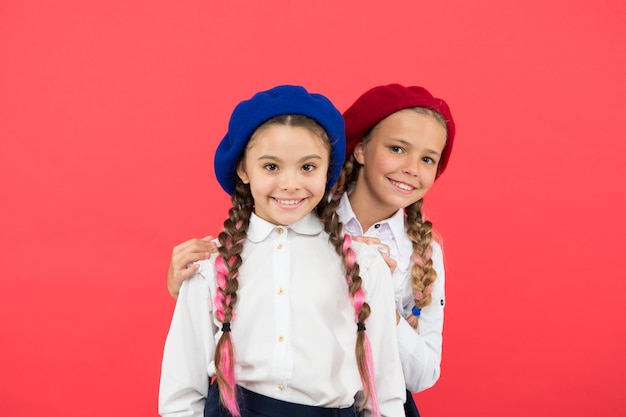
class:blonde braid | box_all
[404,199,437,329]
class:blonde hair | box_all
[335,107,448,329]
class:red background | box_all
[1,1,625,416]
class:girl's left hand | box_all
[352,236,397,273]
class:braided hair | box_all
[213,115,380,417]
[335,107,448,330]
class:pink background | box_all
[1,1,625,416]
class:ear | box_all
[353,141,366,165]
[236,161,249,184]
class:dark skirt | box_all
[404,390,421,417]
[205,382,357,417]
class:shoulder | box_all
[350,240,385,272]
[191,255,220,292]
[350,240,393,286]
[350,240,394,305]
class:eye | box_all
[388,145,404,154]
[302,163,316,172]
[264,163,278,171]
[422,156,437,165]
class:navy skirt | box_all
[404,390,421,417]
[205,382,357,417]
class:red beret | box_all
[343,84,455,177]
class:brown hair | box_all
[213,114,379,416]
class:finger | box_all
[201,236,219,254]
[172,239,217,265]
[168,263,200,298]
[376,243,391,256]
[190,239,215,253]
[172,238,212,256]
[352,236,382,245]
[179,263,201,279]
[174,251,212,270]
[172,237,201,254]
[209,241,218,253]
[380,252,397,273]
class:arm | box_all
[355,244,406,417]
[396,241,445,393]
[168,237,217,298]
[159,261,217,417]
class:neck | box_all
[347,179,397,232]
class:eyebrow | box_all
[257,154,324,162]
[390,138,442,156]
[425,149,441,156]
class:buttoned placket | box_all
[272,226,292,398]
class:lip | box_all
[272,197,307,209]
[388,178,416,194]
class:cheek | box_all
[422,171,437,188]
[308,172,329,195]
[248,173,274,196]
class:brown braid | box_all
[214,180,253,412]
[317,193,374,410]
[215,114,349,414]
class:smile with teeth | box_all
[389,179,415,191]
[274,198,304,206]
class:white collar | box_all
[338,192,406,239]
[337,192,413,271]
[247,211,324,243]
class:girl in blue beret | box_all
[158,85,405,417]
[166,84,455,417]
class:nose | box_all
[402,156,420,177]
[280,170,301,191]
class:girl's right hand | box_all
[167,236,217,299]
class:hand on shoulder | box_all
[352,235,397,273]
[167,236,217,298]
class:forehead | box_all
[245,124,330,156]
[370,109,447,147]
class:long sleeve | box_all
[396,241,445,393]
[159,213,410,416]
[159,265,217,417]
[336,195,446,394]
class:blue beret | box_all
[214,85,346,195]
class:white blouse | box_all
[337,193,445,393]
[159,212,405,417]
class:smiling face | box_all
[349,108,447,228]
[236,123,330,226]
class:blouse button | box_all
[277,228,283,234]
[278,288,284,295]
[277,384,284,391]
[277,244,283,250]
[278,336,284,342]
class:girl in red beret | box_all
[336,84,454,417]
[167,84,455,417]
[159,85,405,417]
